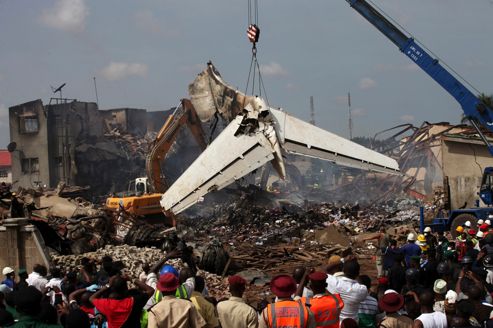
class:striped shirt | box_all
[358,295,378,328]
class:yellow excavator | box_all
[105,99,207,225]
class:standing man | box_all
[326,259,368,323]
[400,233,421,267]
[217,275,258,328]
[301,271,344,328]
[413,290,447,328]
[1,267,15,289]
[259,275,316,328]
[189,276,219,328]
[147,273,206,328]
[363,227,390,277]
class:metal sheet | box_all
[269,108,400,174]
[161,116,275,214]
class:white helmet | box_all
[424,227,432,233]
[407,233,416,241]
[478,219,485,225]
[477,231,484,238]
[486,219,492,226]
[465,221,471,228]
[2,267,14,275]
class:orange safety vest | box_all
[264,300,309,328]
[301,293,344,328]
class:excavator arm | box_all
[146,99,207,193]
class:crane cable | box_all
[245,0,269,106]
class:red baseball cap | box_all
[308,271,328,281]
[228,275,247,287]
[378,276,389,285]
[270,275,297,298]
[157,273,179,292]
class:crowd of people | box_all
[1,219,493,327]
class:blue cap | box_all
[159,265,178,277]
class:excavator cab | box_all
[480,167,493,206]
[130,177,150,196]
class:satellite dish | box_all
[7,142,17,153]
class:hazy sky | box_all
[1,0,493,148]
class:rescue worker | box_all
[259,274,316,328]
[423,227,438,253]
[416,234,429,253]
[301,271,344,328]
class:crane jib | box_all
[347,0,493,155]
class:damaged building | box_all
[379,122,493,211]
[9,98,173,196]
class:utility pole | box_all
[309,96,316,126]
[93,77,99,107]
[348,92,353,140]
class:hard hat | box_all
[478,219,485,225]
[465,221,471,228]
[468,229,477,236]
[436,262,450,275]
[456,226,464,233]
[159,265,179,278]
[2,267,14,275]
[486,219,492,226]
[407,233,416,241]
[477,231,484,238]
[424,227,432,233]
[461,256,473,265]
[417,234,426,243]
[483,254,493,268]
[405,268,419,280]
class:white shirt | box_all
[45,277,64,305]
[415,311,447,328]
[326,274,368,322]
[26,272,48,292]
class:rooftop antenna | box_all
[309,96,316,126]
[348,91,353,140]
[50,83,66,99]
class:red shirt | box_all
[92,298,134,328]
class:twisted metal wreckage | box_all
[160,62,400,214]
[2,63,402,254]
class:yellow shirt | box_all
[190,291,219,328]
[217,296,259,328]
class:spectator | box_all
[326,255,343,276]
[400,233,421,267]
[326,259,368,322]
[190,276,219,328]
[378,289,413,328]
[388,252,406,293]
[217,275,258,328]
[11,286,61,327]
[2,267,15,290]
[292,267,314,298]
[15,269,28,291]
[259,275,315,328]
[147,273,206,328]
[26,264,48,292]
[46,267,64,306]
[432,279,447,313]
[357,275,378,328]
[414,289,447,328]
[90,275,153,328]
[465,285,493,325]
[383,239,400,275]
[301,271,343,328]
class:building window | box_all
[19,115,39,134]
[21,158,39,174]
[0,170,7,178]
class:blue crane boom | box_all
[346,0,493,155]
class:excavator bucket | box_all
[161,63,400,214]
